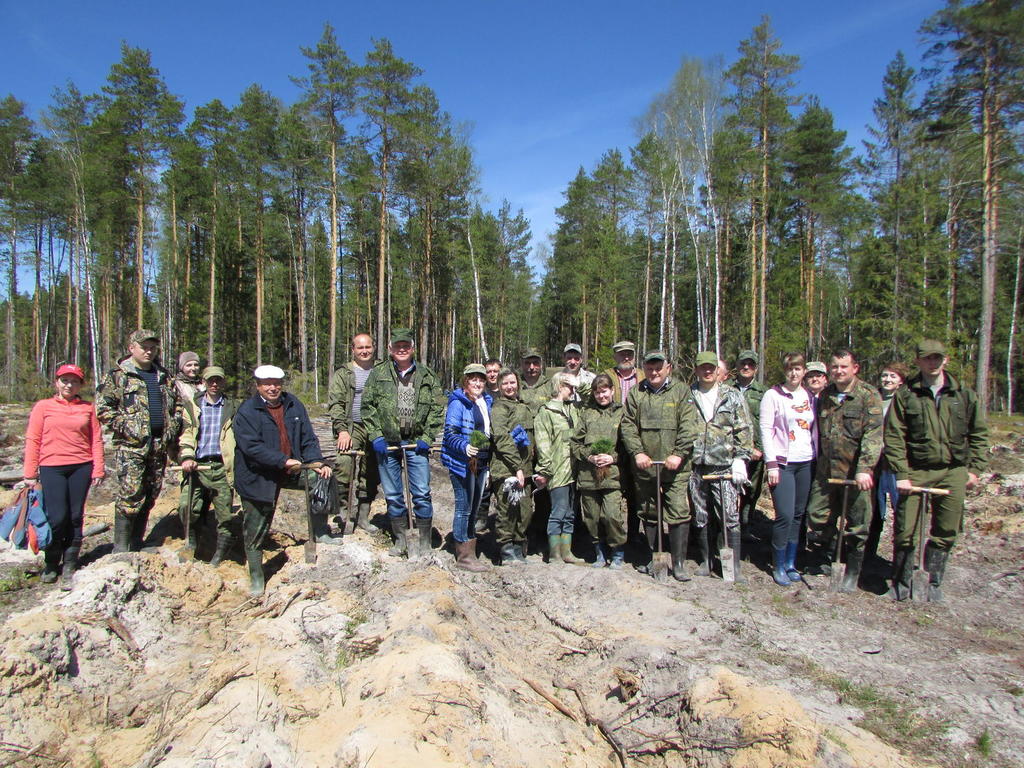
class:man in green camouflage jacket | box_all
[726,349,767,525]
[96,329,182,553]
[805,349,884,592]
[518,348,552,413]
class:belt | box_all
[197,455,223,463]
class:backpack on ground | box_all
[0,487,52,553]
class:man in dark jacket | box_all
[233,365,333,595]
[884,340,988,602]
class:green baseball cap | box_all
[736,349,758,364]
[643,350,668,363]
[462,363,487,377]
[201,365,226,381]
[390,328,414,344]
[916,339,946,358]
[695,351,718,367]
[520,347,542,360]
[612,340,636,353]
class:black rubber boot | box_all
[668,524,691,582]
[314,513,343,544]
[592,539,607,568]
[925,543,949,603]
[695,525,711,577]
[414,517,433,558]
[500,542,518,565]
[839,548,864,593]
[388,516,409,557]
[112,512,132,554]
[513,542,528,563]
[129,511,150,552]
[209,531,232,567]
[245,547,265,596]
[888,548,914,601]
[637,522,659,574]
[728,530,747,584]
[41,547,61,583]
[355,501,377,533]
[59,546,79,591]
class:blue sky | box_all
[3,0,942,270]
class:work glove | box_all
[731,458,748,486]
[415,439,431,457]
[502,476,524,505]
[511,424,531,448]
[372,437,388,461]
[466,444,479,458]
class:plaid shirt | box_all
[196,396,226,459]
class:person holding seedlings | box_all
[884,340,988,602]
[620,351,699,581]
[760,353,817,587]
[490,369,535,565]
[687,351,754,581]
[441,364,494,571]
[535,372,584,564]
[570,373,626,568]
[23,363,105,589]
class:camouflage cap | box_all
[643,350,668,363]
[612,340,635,353]
[390,328,414,345]
[462,363,487,377]
[805,361,827,375]
[201,365,226,381]
[916,339,946,358]
[694,351,719,367]
[736,349,758,364]
[129,328,160,346]
[520,347,543,360]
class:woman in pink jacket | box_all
[759,353,817,587]
[23,364,105,589]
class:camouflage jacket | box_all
[686,384,754,468]
[884,372,988,478]
[490,394,534,481]
[815,378,884,480]
[96,356,182,453]
[570,400,623,490]
[620,378,699,479]
[326,362,372,436]
[534,399,574,488]
[361,360,444,445]
[519,374,552,413]
[726,376,768,450]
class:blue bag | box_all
[0,487,52,553]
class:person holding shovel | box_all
[620,351,699,581]
[233,366,332,595]
[884,340,988,602]
[361,328,443,558]
[686,351,754,582]
[804,349,884,592]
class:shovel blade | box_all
[304,540,317,564]
[911,568,929,602]
[720,545,735,583]
[829,566,844,593]
[653,553,670,582]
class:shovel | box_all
[702,473,735,582]
[338,449,364,534]
[178,469,195,562]
[827,478,858,593]
[298,461,331,564]
[651,461,670,582]
[907,485,951,602]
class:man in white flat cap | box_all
[232,365,332,595]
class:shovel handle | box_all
[827,478,859,486]
[907,486,951,496]
[702,473,731,481]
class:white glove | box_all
[731,458,748,486]
[466,444,479,458]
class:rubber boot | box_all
[455,539,489,572]
[129,511,150,552]
[728,530,747,584]
[112,511,132,554]
[864,514,883,563]
[888,548,913,601]
[591,540,607,568]
[58,545,79,591]
[608,547,625,570]
[668,524,691,582]
[636,522,659,574]
[246,547,265,596]
[772,547,791,586]
[500,542,518,565]
[474,514,489,535]
[695,525,711,577]
[209,531,232,567]
[925,543,949,603]
[388,516,409,557]
[41,547,60,583]
[839,548,864,593]
[355,501,377,533]
[414,517,433,558]
[513,542,528,563]
[547,535,561,564]
[559,534,585,565]
[784,540,802,582]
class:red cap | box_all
[55,364,85,382]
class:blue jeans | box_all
[769,460,812,550]
[450,469,488,542]
[377,448,433,520]
[547,484,575,536]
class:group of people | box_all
[21,325,987,603]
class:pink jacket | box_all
[759,385,817,470]
[23,396,105,479]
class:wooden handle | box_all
[827,478,859,486]
[908,486,951,496]
[702,473,731,481]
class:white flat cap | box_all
[253,365,285,379]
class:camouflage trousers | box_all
[492,474,534,544]
[688,465,741,532]
[114,446,167,519]
[179,461,234,534]
[579,489,626,546]
[806,475,870,551]
[335,421,380,515]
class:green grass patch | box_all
[974,729,992,758]
[0,572,28,593]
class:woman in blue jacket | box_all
[441,363,493,571]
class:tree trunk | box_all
[1006,224,1022,415]
[467,227,488,359]
[207,183,218,364]
[329,138,339,375]
[976,46,999,413]
[136,188,145,328]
